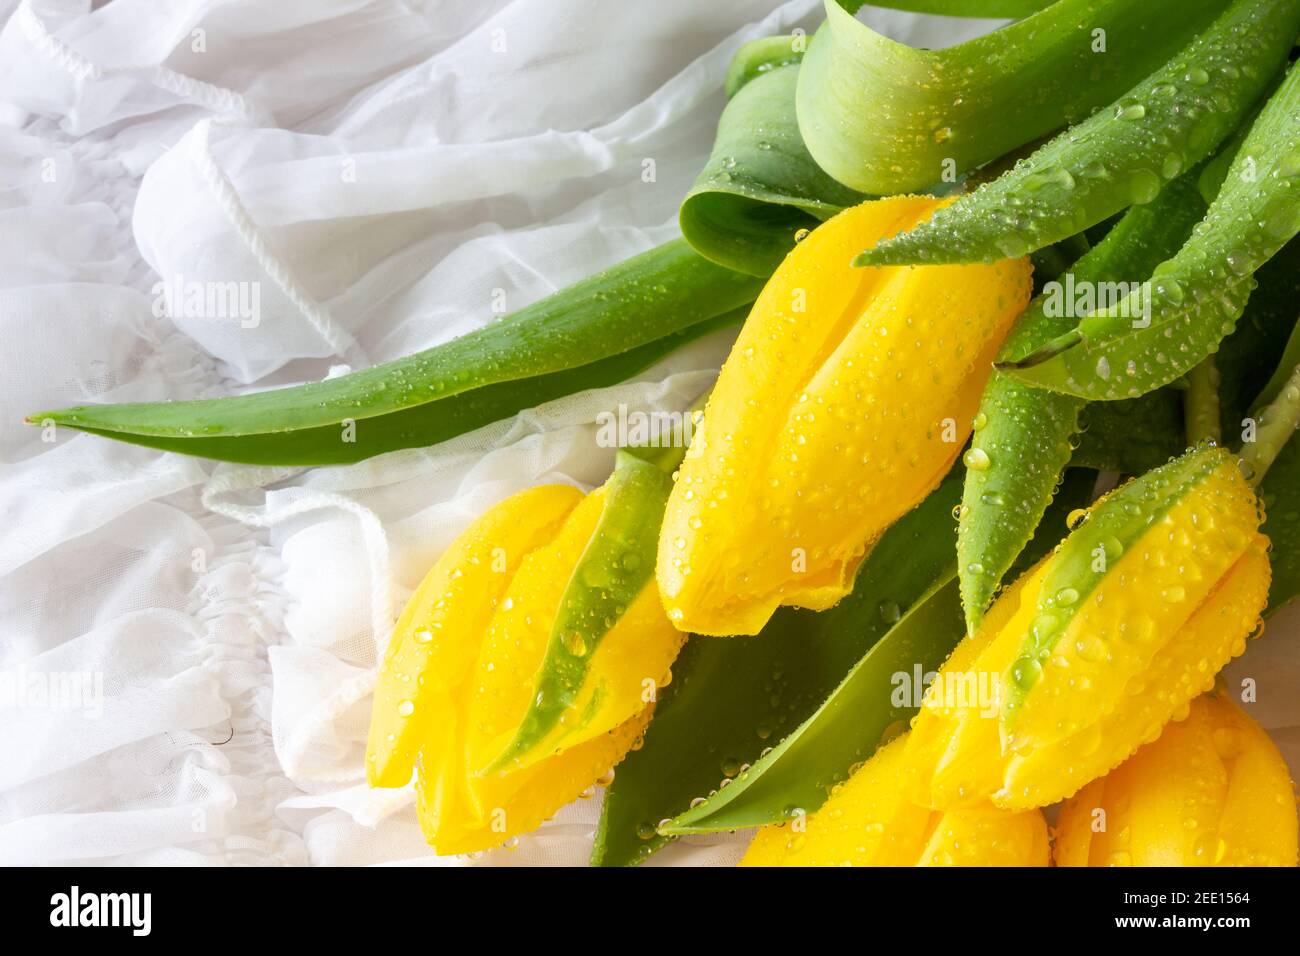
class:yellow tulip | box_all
[657,196,1033,636]
[905,445,1271,811]
[366,479,683,855]
[741,734,1049,867]
[1054,693,1298,866]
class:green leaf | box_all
[1071,391,1184,474]
[1007,54,1300,401]
[1069,241,1300,476]
[658,468,1098,839]
[722,35,805,97]
[30,34,854,467]
[797,0,1228,196]
[856,0,1300,266]
[958,173,1204,631]
[661,579,965,836]
[591,470,964,866]
[30,241,763,465]
[681,62,864,277]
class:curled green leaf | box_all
[682,62,864,277]
[797,0,1227,196]
[722,35,806,97]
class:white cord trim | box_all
[188,118,364,362]
[17,0,254,117]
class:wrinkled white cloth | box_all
[1,0,1296,867]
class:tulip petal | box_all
[1054,694,1298,866]
[490,452,684,771]
[418,709,653,856]
[905,448,1271,811]
[741,734,1049,867]
[365,485,581,788]
[1002,538,1271,807]
[465,490,610,769]
[1003,447,1260,750]
[659,196,1033,635]
[409,486,665,854]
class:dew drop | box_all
[1010,655,1043,689]
[562,631,588,657]
[1128,169,1162,204]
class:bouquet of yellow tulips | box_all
[361,182,1299,864]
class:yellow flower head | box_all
[658,196,1033,635]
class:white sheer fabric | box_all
[1,0,1295,867]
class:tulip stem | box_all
[1185,356,1222,447]
[1239,360,1300,486]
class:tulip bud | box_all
[1055,693,1298,866]
[658,196,1033,636]
[905,444,1271,810]
[366,465,683,855]
[740,733,1049,867]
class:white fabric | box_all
[1,0,1296,867]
